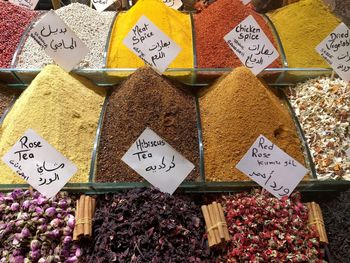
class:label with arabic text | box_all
[30,11,89,72]
[122,128,194,194]
[236,135,308,199]
[91,0,116,12]
[224,15,279,75]
[316,22,350,82]
[9,0,39,10]
[163,0,182,10]
[2,129,78,198]
[123,15,181,73]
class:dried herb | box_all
[219,189,325,262]
[319,190,350,262]
[80,188,213,262]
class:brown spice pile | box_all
[96,67,199,182]
[199,67,306,181]
[0,86,18,118]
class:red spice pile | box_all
[220,190,325,262]
[194,0,281,68]
[0,1,38,68]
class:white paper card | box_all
[236,135,308,199]
[30,11,89,72]
[122,128,194,194]
[91,0,116,12]
[123,15,182,73]
[2,129,78,199]
[224,15,279,75]
[316,23,350,82]
[9,0,39,10]
[241,0,251,4]
[163,0,183,10]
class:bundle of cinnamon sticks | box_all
[73,195,96,241]
[306,202,328,244]
[201,202,230,247]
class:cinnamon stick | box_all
[77,195,85,237]
[84,196,91,236]
[73,199,79,241]
[208,204,220,243]
[217,203,230,241]
[201,205,216,246]
[213,202,225,241]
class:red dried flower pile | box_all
[219,189,326,262]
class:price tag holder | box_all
[122,128,194,194]
[224,15,279,75]
[30,10,89,72]
[236,135,308,199]
[91,0,116,12]
[241,0,251,4]
[123,15,182,73]
[9,0,39,10]
[2,129,78,199]
[316,22,350,82]
[163,0,183,10]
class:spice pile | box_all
[107,0,193,69]
[219,189,325,262]
[194,0,281,68]
[200,67,306,181]
[16,3,115,69]
[0,189,80,262]
[0,1,38,68]
[319,190,350,262]
[268,0,340,68]
[80,188,212,262]
[0,65,106,184]
[0,86,18,118]
[96,67,199,182]
[287,77,350,180]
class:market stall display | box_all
[268,0,340,68]
[218,189,325,262]
[96,67,199,182]
[287,77,350,180]
[0,1,38,68]
[79,188,212,262]
[15,3,115,69]
[0,189,80,262]
[199,67,306,181]
[193,0,282,68]
[106,0,194,69]
[0,65,106,184]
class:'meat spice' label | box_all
[123,15,182,73]
[2,129,78,198]
[30,11,89,72]
[236,135,308,199]
[241,0,251,4]
[163,0,183,10]
[122,128,194,194]
[316,22,350,83]
[224,15,279,75]
[91,0,116,12]
[9,0,39,10]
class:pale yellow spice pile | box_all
[200,67,308,182]
[0,65,106,184]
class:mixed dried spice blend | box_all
[96,67,199,182]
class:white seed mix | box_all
[287,77,350,181]
[15,3,115,69]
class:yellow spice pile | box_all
[200,67,307,182]
[0,65,106,184]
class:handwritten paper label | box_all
[241,0,251,4]
[224,15,279,75]
[2,129,77,198]
[91,0,116,12]
[316,23,350,82]
[30,11,89,72]
[236,135,308,199]
[122,128,194,194]
[163,0,182,10]
[9,0,39,10]
[123,15,181,73]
